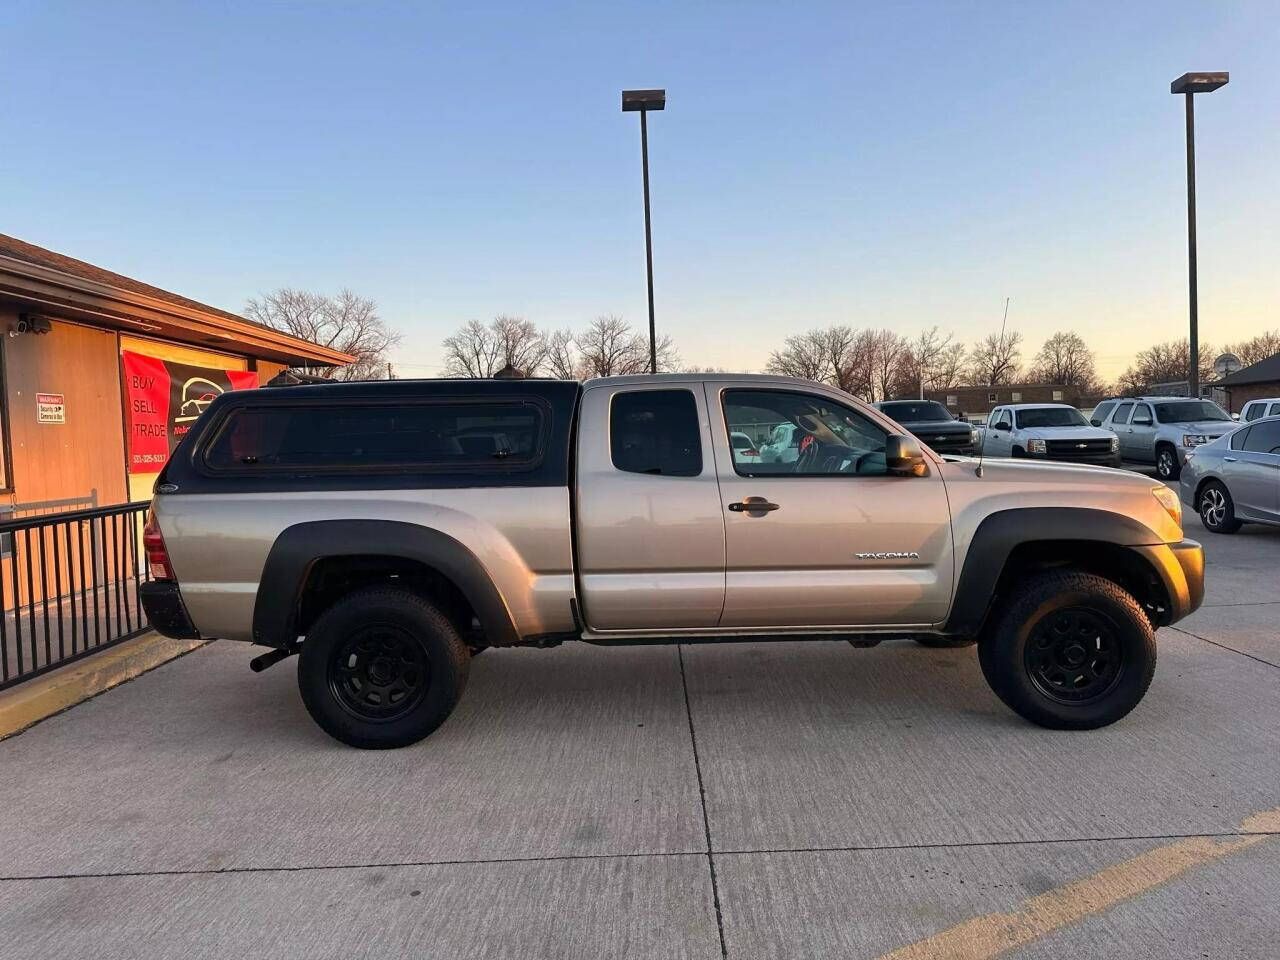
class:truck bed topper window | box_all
[200,398,549,475]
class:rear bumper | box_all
[139,581,202,640]
[1131,539,1205,625]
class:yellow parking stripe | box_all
[875,808,1280,960]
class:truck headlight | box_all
[1152,485,1182,527]
[1027,438,1047,455]
[1110,436,1120,452]
[1182,434,1210,447]
[969,428,980,445]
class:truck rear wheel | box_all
[298,587,470,749]
[978,571,1155,730]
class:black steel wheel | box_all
[1155,445,1180,481]
[1023,608,1122,704]
[299,587,470,749]
[1198,481,1242,534]
[328,624,430,722]
[979,571,1156,730]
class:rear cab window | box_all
[203,400,547,473]
[610,390,702,476]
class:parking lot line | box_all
[871,807,1280,960]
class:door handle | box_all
[1223,456,1238,462]
[729,497,780,514]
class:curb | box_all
[0,632,211,741]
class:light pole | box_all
[622,88,665,374]
[1170,71,1228,399]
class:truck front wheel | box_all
[978,572,1155,730]
[298,587,470,749]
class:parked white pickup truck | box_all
[981,403,1121,467]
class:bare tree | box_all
[893,326,961,397]
[1026,331,1100,391]
[1118,337,1215,392]
[868,330,906,403]
[766,329,830,383]
[1221,330,1280,368]
[246,288,400,381]
[441,315,547,377]
[543,328,580,380]
[966,329,1024,386]
[575,314,679,377]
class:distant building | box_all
[1214,352,1280,414]
[925,383,1097,418]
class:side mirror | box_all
[885,434,927,476]
[1090,418,1102,427]
[994,421,1011,432]
[1232,413,1240,421]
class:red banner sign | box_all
[123,351,258,472]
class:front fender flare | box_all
[944,507,1163,637]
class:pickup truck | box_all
[140,374,1204,749]
[980,403,1121,467]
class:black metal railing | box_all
[1,501,152,690]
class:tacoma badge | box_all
[855,551,921,560]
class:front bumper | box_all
[1130,539,1205,625]
[139,581,202,640]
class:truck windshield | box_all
[1015,408,1087,428]
[881,401,952,423]
[1153,401,1230,423]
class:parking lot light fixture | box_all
[1170,72,1228,399]
[622,88,666,374]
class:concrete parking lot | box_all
[1,516,1277,959]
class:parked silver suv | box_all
[980,403,1120,467]
[1097,397,1235,480]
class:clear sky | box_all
[3,1,1276,380]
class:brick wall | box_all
[924,383,1081,417]
[1222,381,1280,414]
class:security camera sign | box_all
[36,393,66,424]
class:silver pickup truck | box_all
[140,374,1203,748]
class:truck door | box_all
[708,383,954,628]
[574,382,726,630]
[1128,403,1156,461]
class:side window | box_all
[1269,403,1280,417]
[1112,402,1134,425]
[1131,404,1153,425]
[1243,403,1263,422]
[994,409,1011,429]
[1242,421,1280,455]
[1092,401,1116,423]
[1229,426,1251,451]
[204,401,545,472]
[610,390,702,477]
[723,390,889,476]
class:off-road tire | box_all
[915,635,978,648]
[1198,480,1242,535]
[978,571,1156,730]
[1155,444,1181,481]
[298,587,470,749]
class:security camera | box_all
[16,313,53,335]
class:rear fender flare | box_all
[251,519,518,648]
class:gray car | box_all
[1179,415,1280,534]
[1098,397,1235,481]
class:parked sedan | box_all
[729,430,764,464]
[1179,416,1280,534]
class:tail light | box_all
[143,508,176,581]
